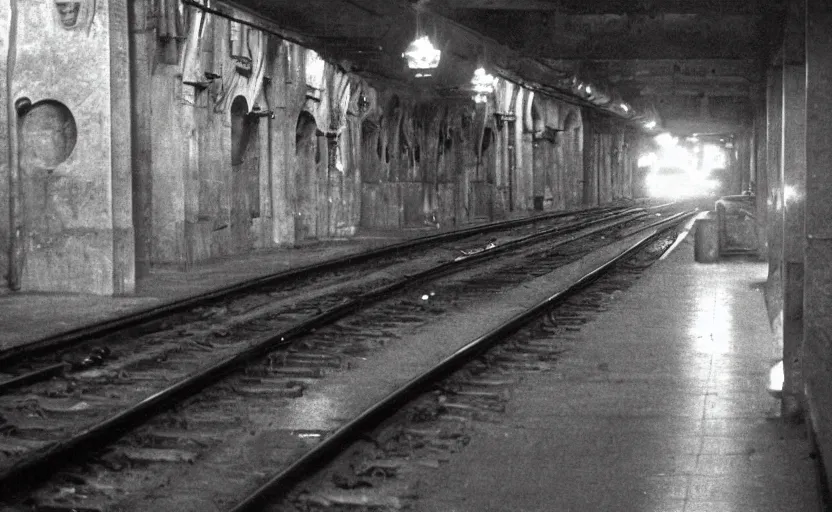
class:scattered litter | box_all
[306,489,403,509]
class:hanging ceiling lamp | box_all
[403,35,441,71]
[471,67,496,104]
[403,9,441,75]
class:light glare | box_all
[403,36,441,70]
[638,152,657,168]
[784,185,800,203]
[768,360,784,396]
[471,67,496,94]
[654,132,677,148]
[471,67,496,103]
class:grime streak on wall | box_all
[4,0,131,295]
[2,0,643,294]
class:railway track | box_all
[260,224,686,512]
[0,205,639,397]
[0,205,691,510]
[0,204,638,370]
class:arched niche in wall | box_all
[295,111,321,240]
[387,95,401,116]
[361,118,381,182]
[531,103,545,139]
[385,95,402,165]
[563,110,581,132]
[296,111,319,159]
[17,99,78,251]
[481,126,494,155]
[530,101,548,210]
[471,121,498,220]
[230,96,254,166]
[562,109,583,209]
[229,95,262,252]
[19,99,77,172]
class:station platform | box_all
[1,205,589,352]
[418,230,821,511]
[0,227,436,351]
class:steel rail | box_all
[0,207,651,495]
[0,363,68,394]
[0,206,642,395]
[0,204,635,369]
[227,210,696,512]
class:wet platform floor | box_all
[417,232,819,511]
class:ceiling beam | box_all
[451,12,766,59]
[631,84,752,97]
[663,119,749,134]
[439,0,778,15]
[546,59,762,80]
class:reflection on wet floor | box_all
[652,254,813,511]
[416,239,818,512]
[690,285,733,356]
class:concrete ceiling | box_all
[233,0,788,135]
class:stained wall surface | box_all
[2,0,132,295]
[2,0,641,295]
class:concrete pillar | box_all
[746,130,754,192]
[736,131,751,194]
[754,96,768,255]
[779,0,807,420]
[804,0,832,479]
[765,63,784,335]
[532,138,546,210]
[781,62,806,418]
[7,1,134,295]
[506,117,517,212]
[129,0,153,280]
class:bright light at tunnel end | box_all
[639,131,727,199]
[654,132,676,148]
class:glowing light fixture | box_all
[471,67,496,104]
[654,132,676,148]
[644,120,657,129]
[767,360,784,398]
[403,35,441,71]
[305,50,326,89]
[621,103,629,112]
[585,85,592,94]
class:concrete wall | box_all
[1,1,10,293]
[1,1,640,294]
[2,0,132,295]
[582,109,636,206]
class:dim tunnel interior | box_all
[1,0,831,510]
